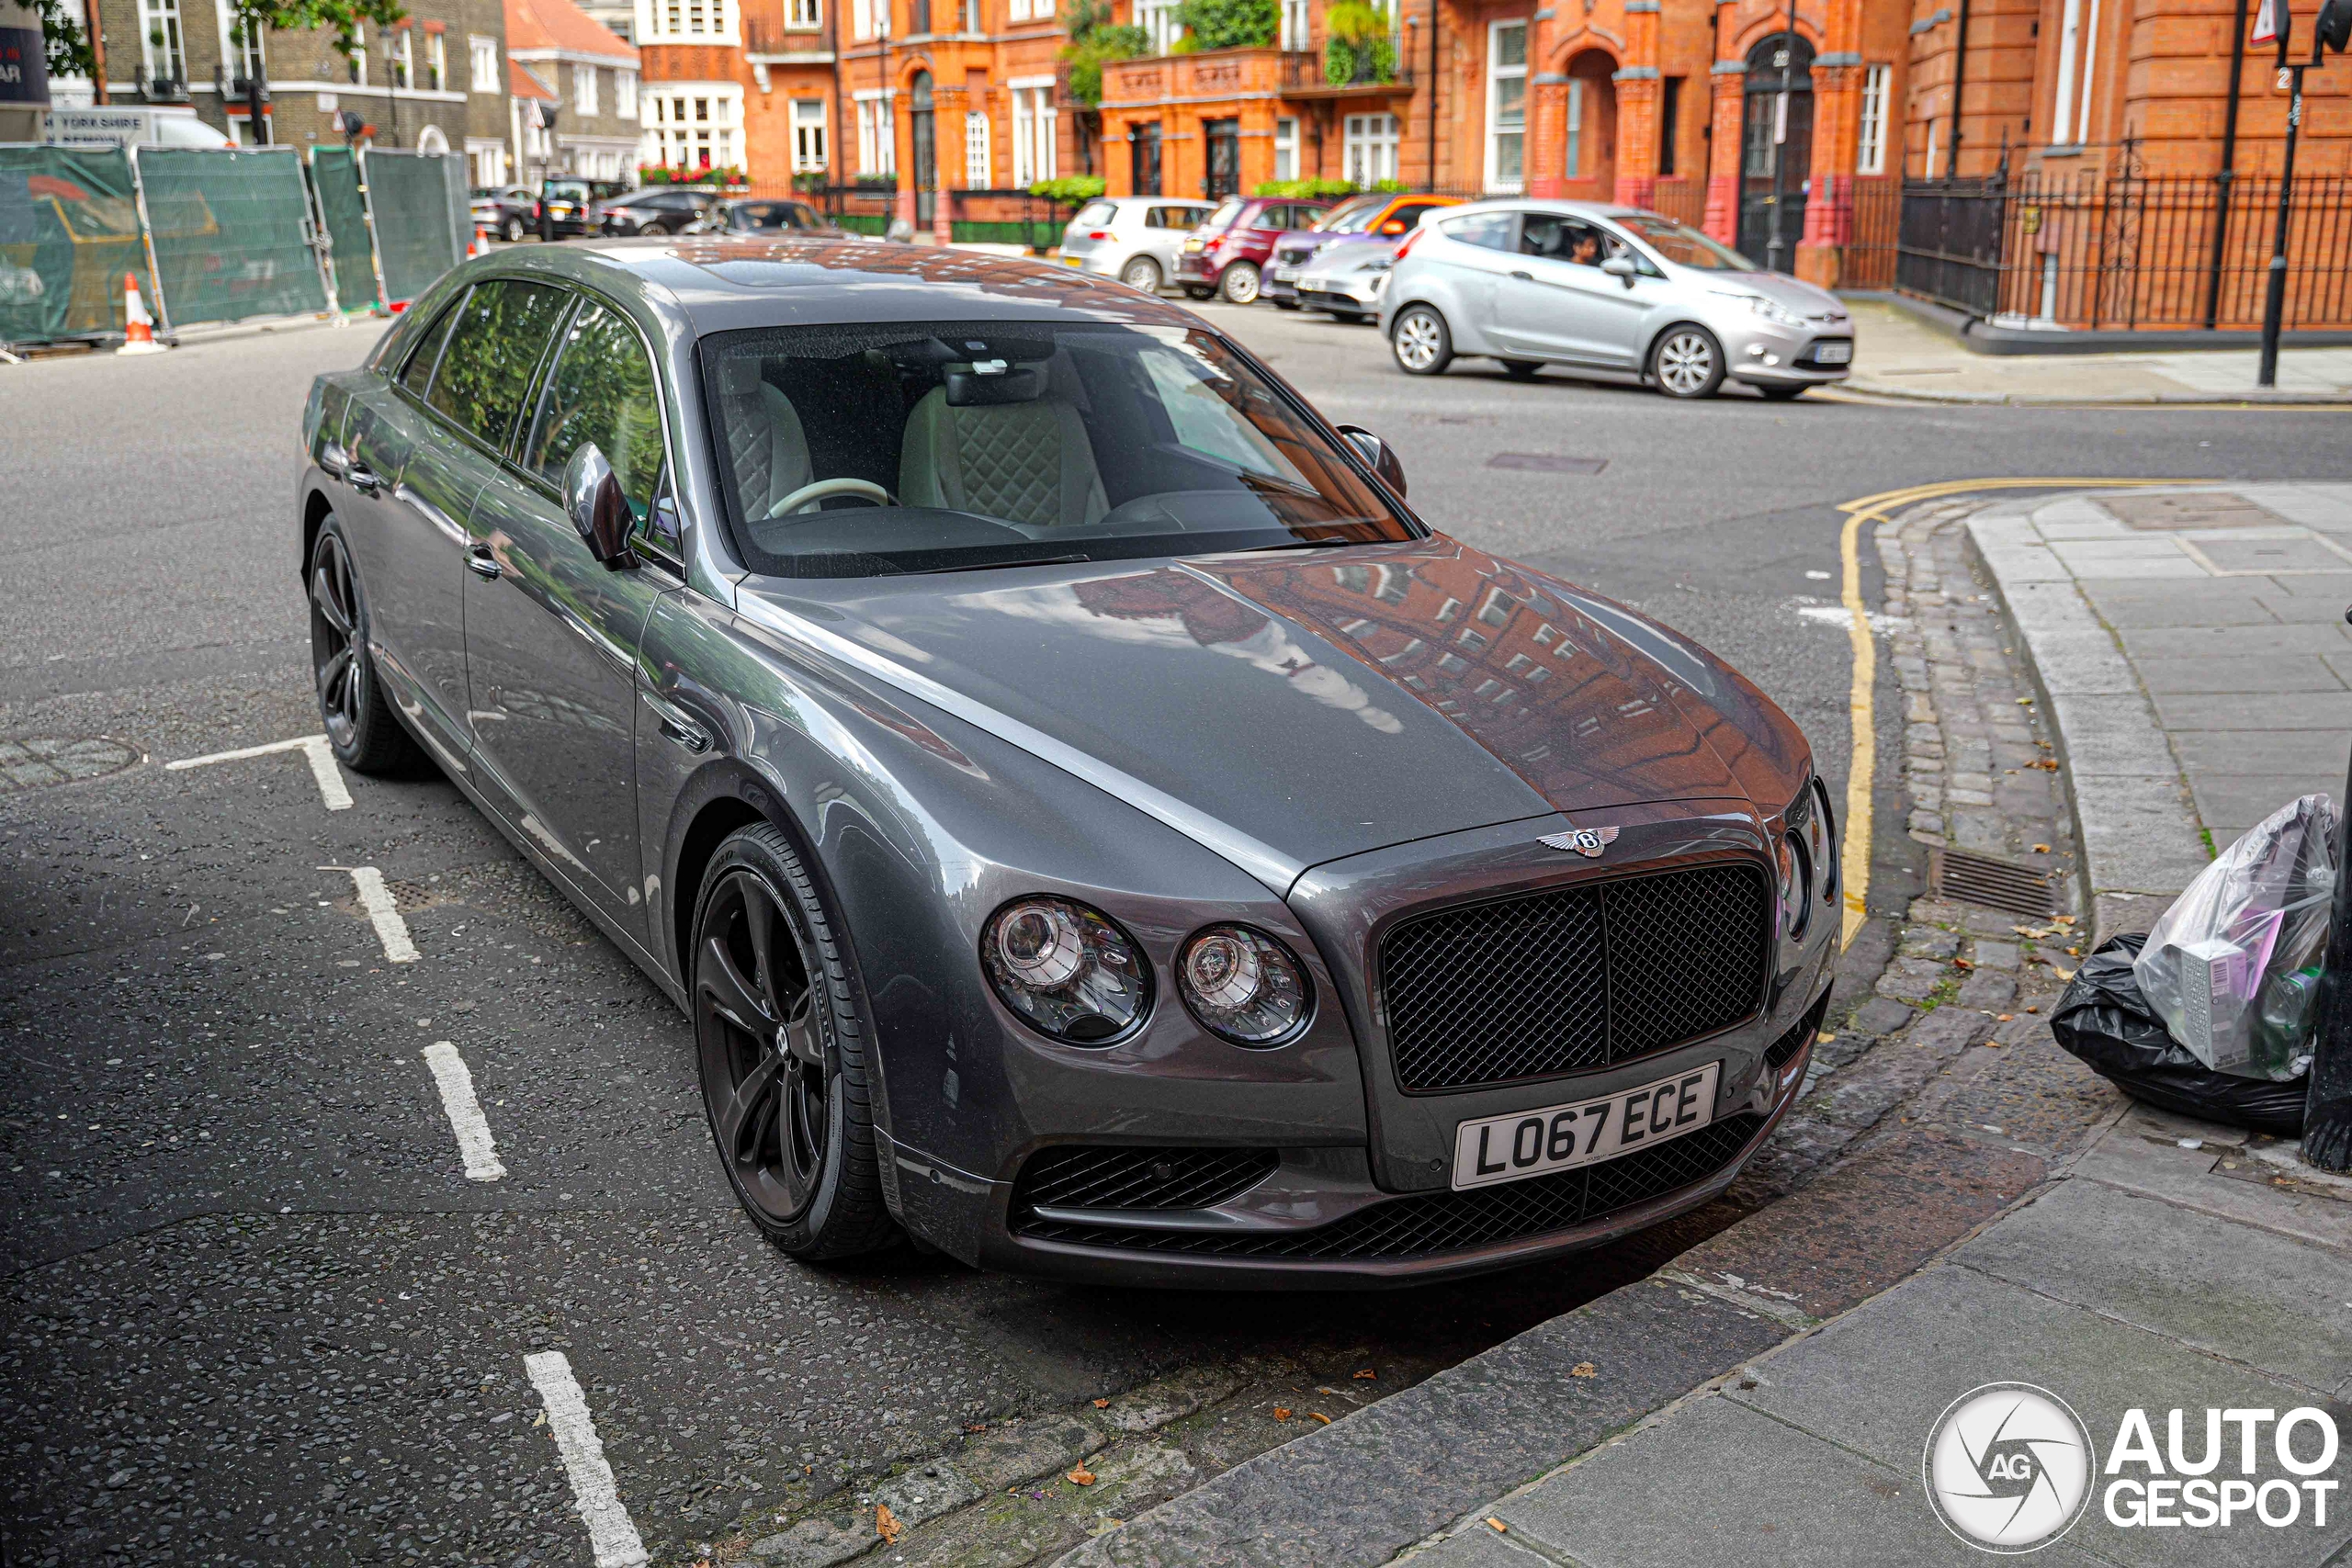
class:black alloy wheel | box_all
[309,517,422,774]
[692,824,896,1258]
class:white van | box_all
[38,107,233,150]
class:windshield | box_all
[699,320,1415,579]
[1616,215,1757,271]
[1313,195,1385,234]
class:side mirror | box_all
[1336,423,1407,499]
[1601,253,1638,287]
[563,442,635,568]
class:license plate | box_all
[1182,239,1204,252]
[1273,265,1298,281]
[1062,254,1082,266]
[1452,1061,1722,1190]
[1812,340,1852,365]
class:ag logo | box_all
[1924,1382,2094,1553]
[1539,826,1620,858]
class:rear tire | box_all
[1501,358,1542,379]
[1273,298,1300,310]
[308,514,424,777]
[1391,304,1453,375]
[503,216,525,243]
[1119,255,1163,292]
[1649,324,1726,400]
[691,823,899,1261]
[1219,261,1262,304]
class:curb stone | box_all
[1839,378,2352,407]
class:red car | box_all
[1173,196,1332,304]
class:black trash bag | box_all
[2050,933,2308,1135]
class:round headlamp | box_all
[1177,925,1312,1046]
[982,897,1149,1045]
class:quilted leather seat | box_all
[716,370,815,520]
[897,378,1109,529]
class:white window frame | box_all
[390,28,413,90]
[214,0,265,85]
[1565,77,1583,178]
[141,0,187,83]
[469,33,499,92]
[1279,0,1307,50]
[855,89,896,175]
[788,0,820,23]
[1857,62,1890,175]
[1009,78,1056,186]
[793,97,829,170]
[347,19,365,85]
[852,0,871,36]
[645,85,742,171]
[1135,0,1176,51]
[1009,0,1029,20]
[425,31,445,91]
[1342,112,1397,186]
[965,108,991,186]
[1484,19,1527,193]
[1273,114,1297,180]
[616,69,638,118]
[576,62,599,114]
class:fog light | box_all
[1763,353,1781,366]
[1746,342,1766,356]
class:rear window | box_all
[1440,211,1517,251]
[1073,199,1116,226]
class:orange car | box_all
[1263,192,1464,314]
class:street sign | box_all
[2253,0,2279,47]
[0,0,51,107]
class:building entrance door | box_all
[1736,33,1813,271]
[1204,118,1239,198]
[1132,122,1162,195]
[911,72,937,225]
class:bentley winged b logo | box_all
[1539,826,1621,858]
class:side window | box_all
[426,280,571,451]
[398,292,464,398]
[1387,203,1438,231]
[525,299,667,524]
[1442,211,1518,252]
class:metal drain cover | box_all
[0,737,141,793]
[1930,847,2060,919]
[1487,453,1609,474]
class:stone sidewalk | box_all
[1839,300,2352,405]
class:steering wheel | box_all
[763,478,898,520]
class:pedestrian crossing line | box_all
[420,1042,505,1181]
[164,732,353,810]
[525,1351,650,1568]
[320,864,418,963]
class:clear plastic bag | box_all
[2134,794,2336,1081]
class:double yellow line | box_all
[1831,477,2211,949]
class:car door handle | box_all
[657,710,711,753]
[1510,269,1533,281]
[466,544,503,580]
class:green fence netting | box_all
[363,149,468,308]
[133,146,329,332]
[307,147,381,312]
[0,146,155,348]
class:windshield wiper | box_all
[1244,536,1366,553]
[897,552,1091,576]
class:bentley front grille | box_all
[1379,863,1772,1093]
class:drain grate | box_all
[0,737,141,793]
[1930,847,2061,919]
[1487,453,1609,475]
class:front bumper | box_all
[1174,252,1219,283]
[1299,276,1385,312]
[937,986,1825,1291]
[1724,326,1853,386]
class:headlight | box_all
[1356,256,1392,273]
[982,897,1150,1044]
[1778,829,1813,939]
[1737,293,1805,327]
[1177,925,1312,1046]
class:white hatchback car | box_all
[1056,197,1216,294]
[1378,199,1853,399]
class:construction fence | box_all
[0,143,470,351]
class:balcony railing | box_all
[1281,47,1409,93]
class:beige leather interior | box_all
[896,379,1109,529]
[718,378,814,519]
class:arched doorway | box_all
[1736,33,1813,270]
[910,72,937,226]
[1563,51,1616,197]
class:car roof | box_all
[481,236,1213,337]
[1440,196,1649,220]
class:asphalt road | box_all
[3,299,2346,1568]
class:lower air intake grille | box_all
[1014,1113,1761,1261]
[1765,992,1832,1072]
[1012,1145,1279,1214]
[1381,863,1772,1093]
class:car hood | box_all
[736,536,1804,888]
[1301,236,1398,276]
[1700,267,1848,321]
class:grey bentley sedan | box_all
[298,239,1838,1288]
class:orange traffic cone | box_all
[118,272,165,355]
[470,223,489,258]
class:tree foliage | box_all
[1171,0,1274,51]
[1058,0,1147,106]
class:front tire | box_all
[308,515,423,776]
[1650,325,1726,399]
[1392,304,1453,375]
[1218,261,1261,304]
[1119,255,1164,292]
[691,824,898,1260]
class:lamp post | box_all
[2256,0,2349,387]
[1761,0,1798,273]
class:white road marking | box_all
[420,1042,505,1180]
[320,865,418,963]
[166,733,353,810]
[524,1351,650,1568]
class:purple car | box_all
[1264,193,1463,310]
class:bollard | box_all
[2307,622,2352,1170]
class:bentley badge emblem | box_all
[1540,826,1620,858]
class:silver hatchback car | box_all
[1379,200,1853,400]
[1057,196,1216,294]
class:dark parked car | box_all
[538,177,628,238]
[469,185,538,244]
[298,238,1835,1287]
[1264,193,1461,311]
[1174,196,1330,304]
[685,197,847,237]
[598,186,722,235]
